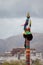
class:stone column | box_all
[26,39,30,65]
[23,32,33,65]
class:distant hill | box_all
[0,33,43,52]
[30,33,43,52]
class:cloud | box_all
[0,0,43,18]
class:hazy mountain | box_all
[30,33,43,52]
[0,33,43,52]
[0,39,7,52]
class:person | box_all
[24,12,31,32]
[24,12,32,48]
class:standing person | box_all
[24,12,32,48]
[24,12,31,32]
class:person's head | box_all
[26,12,30,18]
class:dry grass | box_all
[2,59,42,65]
[2,60,26,65]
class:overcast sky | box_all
[0,0,43,39]
[0,0,43,18]
[0,18,43,39]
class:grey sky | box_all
[0,18,43,39]
[0,0,43,18]
[0,0,43,39]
